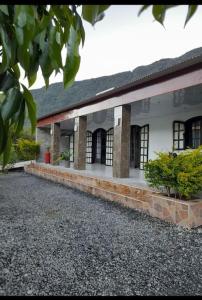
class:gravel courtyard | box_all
[0,171,202,296]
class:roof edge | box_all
[37,54,202,122]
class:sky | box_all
[29,5,202,90]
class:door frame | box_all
[130,125,141,168]
[92,128,106,164]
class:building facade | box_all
[35,47,202,178]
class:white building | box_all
[34,47,202,177]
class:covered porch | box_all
[36,162,147,188]
[36,57,202,181]
[36,82,202,181]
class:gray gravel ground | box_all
[0,171,202,296]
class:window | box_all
[173,121,185,151]
[86,131,93,163]
[192,120,201,148]
[140,125,149,170]
[69,133,74,162]
[173,117,202,150]
[186,117,202,149]
[106,128,114,166]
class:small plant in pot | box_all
[57,150,71,167]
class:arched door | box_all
[92,129,106,164]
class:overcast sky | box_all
[30,5,202,90]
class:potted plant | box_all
[57,150,71,167]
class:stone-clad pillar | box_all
[50,123,60,165]
[74,116,87,170]
[113,105,131,178]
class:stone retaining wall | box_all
[25,163,202,229]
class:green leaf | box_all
[152,5,166,26]
[37,14,51,34]
[14,5,27,28]
[22,84,36,133]
[28,73,37,87]
[44,78,49,89]
[14,99,25,135]
[27,43,40,84]
[39,42,54,86]
[62,5,73,25]
[74,13,85,47]
[0,93,5,104]
[1,87,22,121]
[79,19,85,47]
[39,30,46,51]
[0,71,18,92]
[48,26,63,68]
[15,25,24,45]
[63,25,81,89]
[12,64,21,80]
[184,5,198,27]
[138,5,151,16]
[0,111,6,153]
[10,38,17,67]
[14,5,36,29]
[98,5,111,15]
[2,130,12,169]
[82,5,109,25]
[17,45,30,73]
[62,25,70,45]
[23,25,35,49]
[0,25,12,72]
[0,5,9,16]
[0,48,8,73]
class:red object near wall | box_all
[44,151,51,163]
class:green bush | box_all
[144,146,202,200]
[15,138,40,161]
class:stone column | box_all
[113,105,131,178]
[74,116,87,170]
[50,123,60,165]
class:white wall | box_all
[57,85,202,162]
[87,109,114,132]
[145,109,202,160]
[86,88,202,160]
